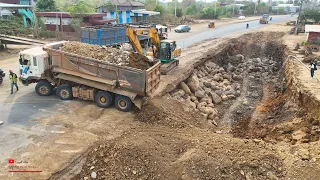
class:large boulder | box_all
[185,99,196,109]
[172,89,185,98]
[221,94,229,101]
[195,89,205,98]
[187,74,200,93]
[209,92,222,104]
[179,82,192,95]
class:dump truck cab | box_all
[18,46,50,85]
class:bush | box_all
[39,31,57,38]
[301,41,309,46]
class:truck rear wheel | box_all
[94,91,113,108]
[0,76,2,84]
[35,81,53,96]
[56,85,73,100]
[114,95,132,112]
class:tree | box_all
[181,0,196,9]
[36,0,58,12]
[145,0,157,11]
[68,1,95,17]
[176,8,183,17]
[302,9,320,23]
[242,3,255,15]
[186,4,197,15]
[153,4,165,15]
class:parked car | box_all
[174,25,191,33]
[238,16,246,20]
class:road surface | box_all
[176,15,295,48]
[0,15,296,164]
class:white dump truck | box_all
[18,41,161,112]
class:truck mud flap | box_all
[132,97,148,109]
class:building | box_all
[97,0,145,12]
[103,9,160,24]
[35,12,116,32]
[305,25,320,43]
[272,4,300,13]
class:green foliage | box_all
[200,6,216,19]
[176,8,183,17]
[70,18,84,33]
[181,0,196,9]
[145,0,157,11]
[0,16,32,35]
[153,4,165,15]
[186,4,197,15]
[39,31,57,38]
[103,2,116,12]
[68,1,95,17]
[272,8,287,14]
[302,10,320,23]
[301,41,309,46]
[242,3,255,15]
[36,0,58,12]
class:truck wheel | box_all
[56,85,73,100]
[114,95,132,112]
[94,91,113,108]
[0,76,2,84]
[35,81,53,96]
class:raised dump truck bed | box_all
[19,41,161,111]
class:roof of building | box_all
[35,12,108,18]
[98,0,144,8]
[305,25,320,33]
[131,9,160,15]
[0,2,32,8]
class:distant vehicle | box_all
[208,21,215,28]
[238,16,246,20]
[174,25,191,33]
[156,25,168,39]
[260,14,269,24]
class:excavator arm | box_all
[125,25,161,57]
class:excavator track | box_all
[160,59,179,75]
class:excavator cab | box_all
[159,40,181,74]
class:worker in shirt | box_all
[9,70,18,94]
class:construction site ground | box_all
[1,17,320,180]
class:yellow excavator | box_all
[126,25,181,74]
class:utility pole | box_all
[31,0,38,38]
[214,1,216,19]
[295,0,303,34]
[232,0,235,17]
[174,0,177,17]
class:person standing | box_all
[310,61,317,79]
[9,70,18,94]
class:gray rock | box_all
[215,90,223,96]
[179,82,192,95]
[232,74,243,81]
[195,89,205,98]
[221,94,229,101]
[204,81,211,88]
[227,95,236,99]
[172,89,185,98]
[209,92,222,104]
[190,96,197,102]
[223,73,232,81]
[187,74,200,93]
[205,61,216,68]
[236,54,244,62]
[227,63,235,72]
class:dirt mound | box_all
[60,41,153,70]
[134,98,207,129]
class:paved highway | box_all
[177,15,295,48]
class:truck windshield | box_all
[19,54,31,65]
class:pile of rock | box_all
[60,41,130,66]
[169,58,243,124]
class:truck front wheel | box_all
[56,85,73,100]
[35,81,53,96]
[114,95,132,112]
[94,91,113,108]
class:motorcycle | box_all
[0,69,5,85]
